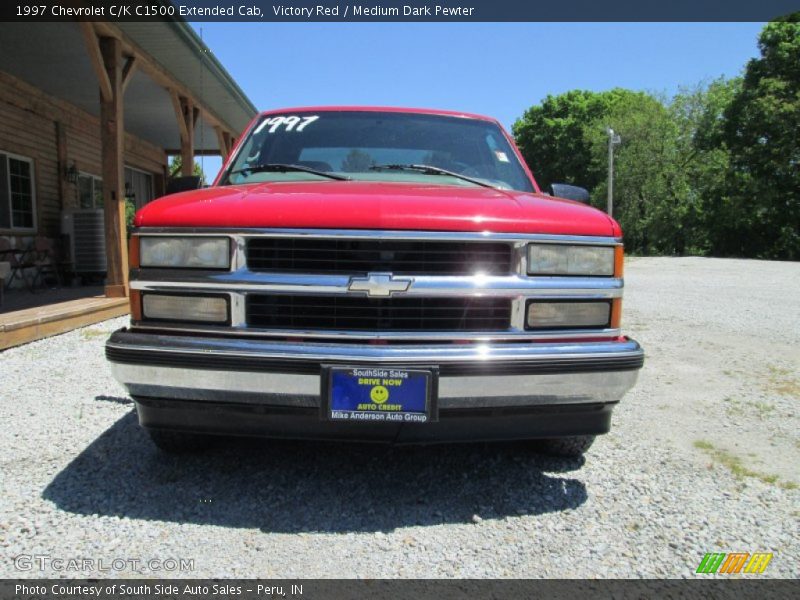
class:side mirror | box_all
[165,176,202,195]
[550,183,590,204]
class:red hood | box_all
[135,181,620,237]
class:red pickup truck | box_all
[106,107,643,456]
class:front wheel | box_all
[146,429,213,454]
[535,435,596,458]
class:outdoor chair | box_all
[30,236,64,290]
[0,237,34,291]
[0,261,9,306]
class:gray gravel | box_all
[1,257,798,578]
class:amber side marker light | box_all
[614,245,624,278]
[611,246,624,329]
[129,235,140,269]
[130,290,142,321]
[128,236,141,320]
[610,298,622,329]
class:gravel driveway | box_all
[1,257,798,578]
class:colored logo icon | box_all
[696,552,773,574]
[370,385,389,404]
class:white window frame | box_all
[0,150,37,232]
[77,171,103,210]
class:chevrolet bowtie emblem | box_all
[347,273,414,297]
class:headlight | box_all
[139,236,230,269]
[527,244,615,276]
[526,301,611,329]
[142,294,229,323]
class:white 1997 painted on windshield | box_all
[254,115,319,134]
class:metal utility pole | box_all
[606,127,621,217]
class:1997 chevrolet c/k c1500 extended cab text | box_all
[106,107,644,456]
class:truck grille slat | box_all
[246,295,511,331]
[246,239,513,275]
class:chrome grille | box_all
[246,238,513,275]
[246,295,511,331]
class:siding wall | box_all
[0,69,167,247]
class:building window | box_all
[75,169,154,212]
[77,173,103,209]
[0,152,36,230]
[125,167,154,211]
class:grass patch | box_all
[753,401,776,416]
[723,397,775,419]
[722,368,745,378]
[765,365,800,398]
[768,365,792,376]
[80,328,109,340]
[772,380,800,397]
[693,439,796,490]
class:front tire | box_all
[146,429,212,454]
[535,435,596,457]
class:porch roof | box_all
[0,20,257,152]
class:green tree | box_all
[669,77,740,255]
[125,198,136,235]
[168,155,207,185]
[515,19,799,259]
[511,88,644,191]
[512,82,752,256]
[721,15,800,259]
[585,93,692,254]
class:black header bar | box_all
[2,0,799,22]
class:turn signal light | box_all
[142,294,229,323]
[526,301,611,330]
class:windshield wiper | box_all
[369,164,497,189]
[228,163,350,181]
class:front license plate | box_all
[324,366,436,423]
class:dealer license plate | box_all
[324,366,436,423]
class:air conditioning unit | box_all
[61,209,106,274]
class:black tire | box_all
[146,429,212,454]
[535,435,596,458]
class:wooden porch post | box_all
[173,95,198,177]
[98,36,128,298]
[214,126,233,162]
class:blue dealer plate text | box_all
[328,367,430,423]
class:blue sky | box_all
[191,22,765,178]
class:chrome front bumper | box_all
[106,329,643,410]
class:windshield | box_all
[220,111,535,192]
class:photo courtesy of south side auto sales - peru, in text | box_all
[16,584,292,597]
